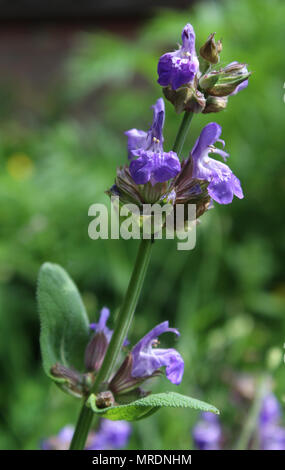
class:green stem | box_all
[92,238,153,391]
[69,109,194,451]
[172,112,193,156]
[69,400,94,450]
[70,239,152,450]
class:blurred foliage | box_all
[0,0,285,450]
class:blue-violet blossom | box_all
[192,412,222,450]
[41,420,131,450]
[131,321,184,385]
[191,122,244,204]
[126,98,181,185]
[157,23,199,90]
[90,307,113,342]
[259,394,285,450]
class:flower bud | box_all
[202,96,228,114]
[199,33,222,64]
[163,83,206,114]
[84,331,109,372]
[50,363,85,397]
[200,62,251,97]
[106,166,144,207]
[95,391,116,409]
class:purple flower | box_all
[131,321,184,385]
[41,420,131,450]
[87,420,131,450]
[41,425,74,450]
[90,307,113,341]
[191,122,244,204]
[192,412,222,450]
[259,394,285,450]
[259,394,281,426]
[126,98,181,186]
[260,425,285,450]
[158,23,199,90]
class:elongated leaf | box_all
[37,262,90,379]
[87,392,219,421]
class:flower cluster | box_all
[107,21,249,229]
[109,98,243,218]
[157,23,251,114]
[51,307,184,402]
[42,420,131,450]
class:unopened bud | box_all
[106,167,143,206]
[202,96,228,114]
[200,33,222,64]
[50,363,84,397]
[84,331,108,372]
[95,391,115,409]
[200,62,251,97]
[163,83,206,114]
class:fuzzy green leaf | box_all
[87,391,219,421]
[37,262,90,380]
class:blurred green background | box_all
[0,0,285,449]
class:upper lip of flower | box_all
[157,22,199,90]
[130,321,184,385]
[125,98,181,186]
[125,97,165,160]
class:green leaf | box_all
[87,392,219,421]
[37,262,90,380]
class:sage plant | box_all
[37,21,250,450]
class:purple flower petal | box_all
[191,122,244,204]
[90,307,113,342]
[129,153,153,185]
[157,23,199,90]
[125,129,148,160]
[90,307,128,346]
[230,79,248,96]
[181,23,196,52]
[131,321,184,385]
[126,98,180,185]
[151,97,165,142]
